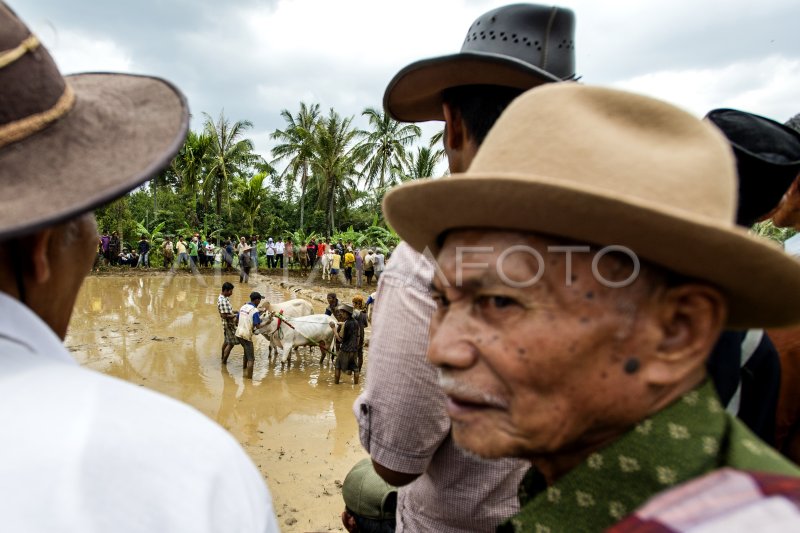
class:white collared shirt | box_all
[0,292,278,532]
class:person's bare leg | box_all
[335,368,341,384]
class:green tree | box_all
[359,107,421,190]
[271,102,321,230]
[402,145,446,181]
[169,130,211,226]
[203,111,260,218]
[237,172,271,234]
[310,109,365,236]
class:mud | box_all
[65,271,378,532]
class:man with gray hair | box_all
[383,83,800,531]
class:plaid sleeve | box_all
[217,297,232,315]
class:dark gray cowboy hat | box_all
[705,108,800,227]
[0,2,189,240]
[384,3,576,122]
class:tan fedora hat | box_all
[0,2,189,240]
[384,4,576,122]
[383,83,800,328]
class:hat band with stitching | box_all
[0,33,38,68]
[0,34,76,148]
[0,83,75,148]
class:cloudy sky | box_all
[14,0,800,164]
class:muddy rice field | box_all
[65,268,378,532]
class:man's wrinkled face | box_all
[428,230,659,460]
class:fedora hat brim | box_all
[384,173,800,329]
[383,52,561,123]
[0,72,188,239]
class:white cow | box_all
[256,298,314,358]
[258,312,337,366]
[320,251,334,281]
[258,298,313,318]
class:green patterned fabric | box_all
[498,381,800,533]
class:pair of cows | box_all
[253,298,336,366]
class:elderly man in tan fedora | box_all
[0,3,278,531]
[384,83,800,531]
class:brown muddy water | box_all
[65,272,370,532]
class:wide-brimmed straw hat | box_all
[705,108,800,227]
[383,83,800,328]
[0,3,189,240]
[384,4,576,122]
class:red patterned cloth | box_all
[608,468,800,532]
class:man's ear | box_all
[642,284,727,387]
[442,102,466,152]
[341,510,358,532]
[26,228,55,284]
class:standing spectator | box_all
[100,231,110,265]
[335,239,345,256]
[108,230,120,265]
[364,249,375,286]
[307,238,318,268]
[236,236,248,257]
[224,240,235,272]
[235,291,263,379]
[250,235,259,271]
[317,238,327,266]
[197,235,207,267]
[352,295,368,372]
[239,244,253,284]
[285,238,294,267]
[331,303,360,385]
[206,240,215,267]
[343,247,355,286]
[217,282,239,365]
[187,236,199,268]
[162,236,174,268]
[331,248,342,281]
[265,237,276,269]
[373,249,385,282]
[136,235,150,267]
[176,236,189,268]
[355,247,364,288]
[275,237,285,269]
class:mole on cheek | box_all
[580,316,590,324]
[585,291,594,300]
[624,358,640,374]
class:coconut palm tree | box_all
[359,107,421,190]
[271,102,321,230]
[402,145,446,181]
[203,111,260,218]
[237,172,271,234]
[169,130,211,226]
[309,109,366,236]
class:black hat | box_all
[706,108,800,227]
[384,4,576,122]
[249,291,263,301]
